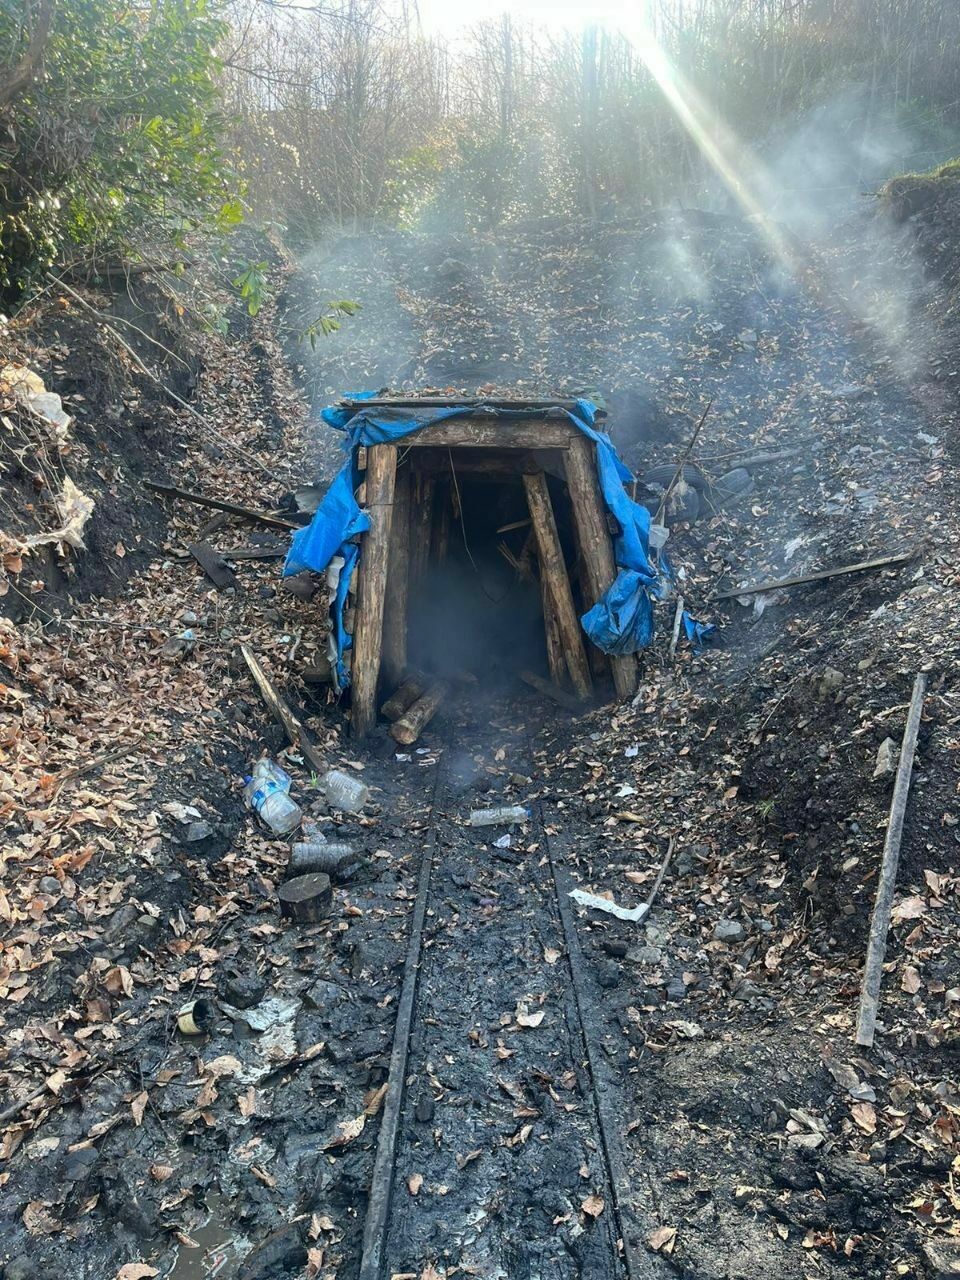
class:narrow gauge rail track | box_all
[357,711,669,1280]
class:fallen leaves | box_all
[407,1172,423,1195]
[581,1194,604,1218]
[116,1265,159,1280]
[323,1114,365,1150]
[648,1224,677,1254]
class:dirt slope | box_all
[1,197,959,1280]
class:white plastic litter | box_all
[568,889,650,922]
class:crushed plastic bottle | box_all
[320,769,369,814]
[289,841,357,876]
[244,759,302,835]
[467,805,531,826]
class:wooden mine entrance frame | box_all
[347,398,637,736]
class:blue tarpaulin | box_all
[285,396,713,686]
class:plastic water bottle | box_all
[467,805,531,826]
[289,841,357,876]
[320,770,369,813]
[244,760,302,835]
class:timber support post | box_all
[351,444,398,737]
[563,436,636,699]
[382,465,412,689]
[522,470,592,699]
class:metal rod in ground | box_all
[855,672,928,1047]
[545,833,671,1279]
[668,596,684,660]
[358,765,443,1279]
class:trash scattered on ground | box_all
[569,888,650,922]
[467,804,530,826]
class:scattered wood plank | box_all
[855,673,928,1047]
[713,547,920,601]
[351,445,398,737]
[390,681,449,745]
[523,470,592,699]
[520,669,588,713]
[668,595,685,660]
[144,480,300,530]
[240,644,326,775]
[198,510,231,540]
[187,541,238,590]
[221,547,287,561]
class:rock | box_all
[712,918,745,943]
[282,572,317,602]
[873,737,899,778]
[38,875,61,895]
[596,961,620,989]
[183,820,215,843]
[238,1223,307,1280]
[626,944,662,965]
[62,1146,99,1182]
[181,608,199,625]
[302,979,346,1011]
[415,1094,435,1123]
[221,994,300,1033]
[601,940,629,959]
[222,971,267,1010]
[924,1240,960,1277]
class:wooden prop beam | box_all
[405,417,573,450]
[523,470,592,699]
[855,673,928,1047]
[540,570,567,688]
[563,437,636,699]
[409,470,436,591]
[382,466,412,689]
[351,445,398,737]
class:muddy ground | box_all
[2,194,960,1280]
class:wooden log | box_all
[187,541,238,590]
[669,595,685,660]
[406,417,574,450]
[523,470,592,699]
[382,467,412,689]
[278,873,332,923]
[855,673,927,1047]
[381,676,426,721]
[563,437,636,699]
[144,480,299,530]
[240,645,327,775]
[520,669,588,713]
[351,445,398,738]
[342,396,604,415]
[713,547,920,601]
[540,570,567,688]
[221,547,286,561]
[390,681,449,745]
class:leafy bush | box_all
[0,0,239,303]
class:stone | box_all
[873,737,899,778]
[38,875,61,895]
[181,608,199,625]
[302,979,346,1011]
[924,1240,960,1277]
[183,820,215,843]
[238,1224,306,1280]
[626,944,662,966]
[712,918,745,943]
[222,972,267,1010]
[62,1146,99,1182]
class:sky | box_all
[413,0,647,39]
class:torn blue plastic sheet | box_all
[284,396,714,686]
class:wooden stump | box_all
[351,445,397,737]
[278,873,333,923]
[522,470,592,700]
[390,681,449,745]
[563,436,636,699]
[382,466,412,689]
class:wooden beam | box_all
[409,471,435,591]
[350,445,398,737]
[855,673,928,1047]
[382,466,412,689]
[713,548,920,601]
[144,480,300,530]
[405,417,573,450]
[523,470,592,700]
[540,570,568,689]
[563,437,636,699]
[430,481,451,565]
[240,644,326,775]
[520,670,588,713]
[341,396,604,416]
